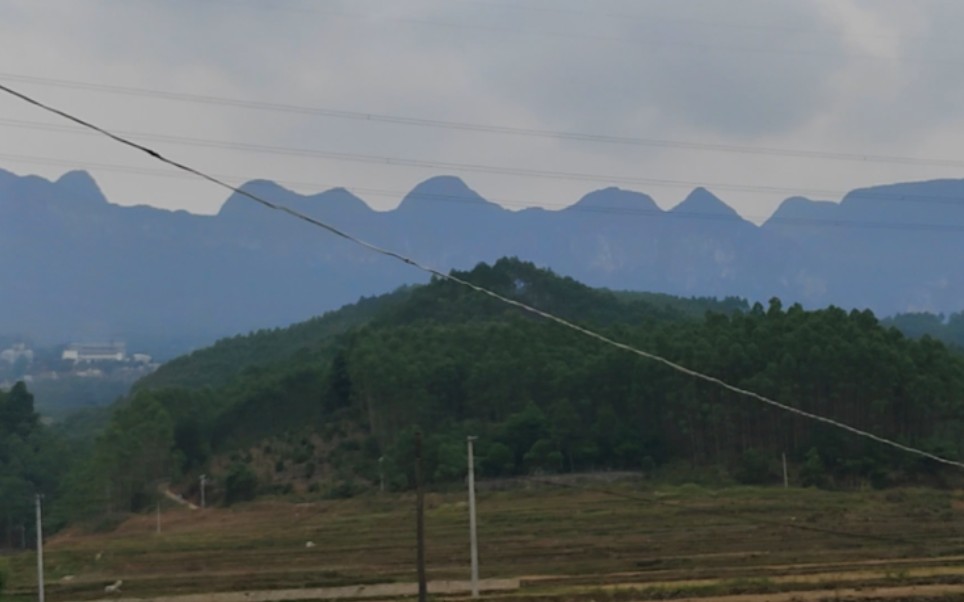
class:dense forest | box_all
[883,312,964,350]
[5,258,964,530]
[0,383,67,548]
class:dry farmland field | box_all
[6,479,964,602]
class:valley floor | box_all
[6,480,964,602]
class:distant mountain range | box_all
[2,167,963,355]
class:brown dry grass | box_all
[5,484,964,601]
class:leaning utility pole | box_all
[35,494,45,602]
[467,436,480,598]
[415,432,427,602]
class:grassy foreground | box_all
[6,478,964,601]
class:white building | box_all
[62,342,127,363]
[0,343,34,365]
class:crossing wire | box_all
[7,148,964,233]
[2,81,963,471]
[5,71,964,170]
[8,114,964,202]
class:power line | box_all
[333,184,964,232]
[3,150,964,234]
[2,81,963,471]
[6,116,964,214]
[0,119,890,197]
[3,72,964,170]
[0,152,200,181]
[5,151,964,234]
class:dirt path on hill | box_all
[160,486,198,511]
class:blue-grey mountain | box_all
[1,167,961,354]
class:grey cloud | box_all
[639,1,846,136]
[3,0,964,223]
[814,0,964,145]
[437,0,846,138]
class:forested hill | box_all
[883,312,964,351]
[138,259,747,392]
[6,168,964,353]
[134,287,415,392]
[0,383,66,547]
[70,259,964,516]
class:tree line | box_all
[9,259,964,529]
[0,383,67,548]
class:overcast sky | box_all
[2,0,964,223]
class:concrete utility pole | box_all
[379,456,385,493]
[782,453,789,489]
[35,494,45,602]
[200,474,207,509]
[467,436,480,598]
[415,432,427,602]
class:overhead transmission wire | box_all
[7,115,964,211]
[2,82,964,472]
[4,72,964,171]
[0,118,944,202]
[6,118,964,233]
[5,149,964,234]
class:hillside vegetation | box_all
[7,168,964,347]
[0,383,69,548]
[135,286,413,391]
[23,258,964,527]
[8,484,964,601]
[883,311,964,350]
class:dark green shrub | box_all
[224,463,259,506]
[800,447,828,488]
[734,448,776,485]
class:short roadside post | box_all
[379,456,385,493]
[35,493,45,602]
[467,436,479,598]
[782,452,789,489]
[415,432,427,602]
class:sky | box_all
[2,0,964,224]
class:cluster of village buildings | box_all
[0,341,157,388]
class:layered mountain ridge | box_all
[2,167,961,354]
